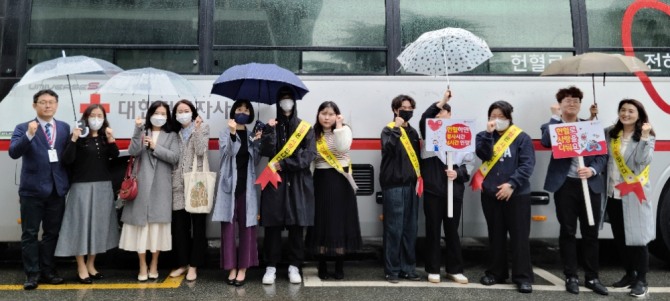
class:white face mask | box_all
[87,117,104,131]
[150,115,167,127]
[176,112,192,125]
[279,99,294,112]
[495,118,510,131]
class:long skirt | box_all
[55,181,119,256]
[305,168,362,256]
[119,223,171,253]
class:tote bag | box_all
[184,151,216,213]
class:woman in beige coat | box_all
[601,99,655,297]
[169,99,209,281]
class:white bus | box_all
[1,1,670,261]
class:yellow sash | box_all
[255,120,311,189]
[611,134,650,202]
[387,122,423,196]
[316,134,358,190]
[470,125,523,190]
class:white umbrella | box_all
[10,53,123,124]
[97,67,200,102]
[397,27,493,87]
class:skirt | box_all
[55,181,119,256]
[305,168,362,256]
[119,223,172,253]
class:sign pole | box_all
[447,152,453,218]
[578,156,595,226]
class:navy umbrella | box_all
[211,63,309,105]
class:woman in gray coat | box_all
[169,99,209,281]
[601,99,655,297]
[119,101,180,281]
[212,99,261,286]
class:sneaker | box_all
[385,274,399,284]
[262,267,276,285]
[288,265,302,284]
[629,280,648,298]
[399,271,421,281]
[585,278,608,296]
[446,273,469,284]
[428,273,441,283]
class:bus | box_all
[1,0,670,261]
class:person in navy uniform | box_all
[9,89,70,290]
[540,86,608,296]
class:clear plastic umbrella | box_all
[97,67,200,102]
[397,27,493,87]
[13,52,123,123]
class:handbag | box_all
[118,156,139,201]
[184,151,216,214]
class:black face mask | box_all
[234,113,250,124]
[398,110,413,122]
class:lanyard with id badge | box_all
[43,123,59,163]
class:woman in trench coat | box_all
[119,101,180,281]
[600,99,655,297]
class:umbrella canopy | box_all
[540,52,651,104]
[16,55,123,87]
[397,27,493,86]
[97,67,200,101]
[541,52,651,75]
[211,63,309,105]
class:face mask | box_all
[234,113,250,124]
[151,115,167,127]
[398,110,413,122]
[87,117,104,131]
[176,112,192,125]
[279,99,294,112]
[495,118,510,131]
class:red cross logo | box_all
[80,93,110,113]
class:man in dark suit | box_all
[9,89,70,290]
[540,86,608,296]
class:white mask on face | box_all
[150,115,167,127]
[87,117,104,131]
[495,118,510,131]
[176,112,192,125]
[279,99,294,112]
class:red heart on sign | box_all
[427,119,442,131]
[622,0,670,114]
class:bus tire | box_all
[649,183,670,262]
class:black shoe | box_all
[89,273,104,280]
[565,277,579,294]
[585,278,609,296]
[385,274,399,284]
[480,275,499,286]
[517,282,532,293]
[612,272,637,288]
[318,261,329,280]
[77,275,93,284]
[629,280,648,298]
[23,275,39,290]
[226,277,236,285]
[334,259,344,280]
[233,279,245,287]
[399,272,421,281]
[40,272,64,285]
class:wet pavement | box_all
[1,239,669,300]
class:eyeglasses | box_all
[562,99,581,105]
[36,100,58,106]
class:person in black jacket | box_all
[259,88,316,285]
[380,94,421,283]
[419,90,473,284]
[539,86,608,296]
[474,100,535,293]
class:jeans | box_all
[382,186,418,276]
[20,191,65,276]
